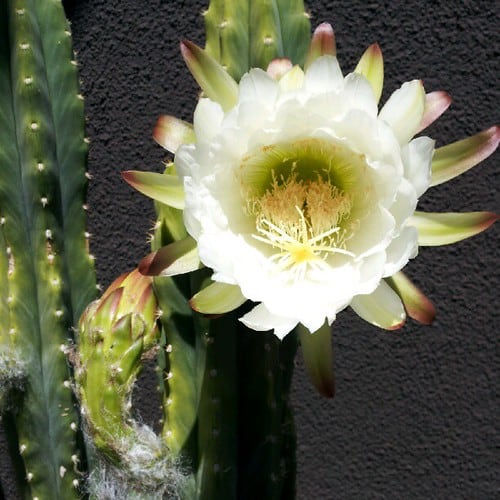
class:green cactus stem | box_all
[0,221,25,412]
[204,0,311,80]
[0,0,96,497]
[236,327,298,499]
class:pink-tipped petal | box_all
[180,39,238,111]
[416,91,452,133]
[304,22,336,69]
[139,237,201,276]
[122,170,185,209]
[297,322,335,398]
[385,272,436,325]
[354,43,384,104]
[153,115,195,154]
[266,58,293,80]
[430,126,500,186]
[190,281,246,315]
[410,211,499,246]
[350,280,406,331]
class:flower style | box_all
[124,24,498,340]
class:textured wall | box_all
[1,0,498,498]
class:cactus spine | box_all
[0,0,96,497]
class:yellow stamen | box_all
[249,173,354,280]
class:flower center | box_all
[238,138,368,281]
[249,173,354,280]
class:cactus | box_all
[144,3,311,483]
[204,0,311,80]
[75,269,186,498]
[0,0,96,497]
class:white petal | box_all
[389,178,418,232]
[382,226,418,277]
[356,251,387,295]
[240,303,298,339]
[193,98,224,144]
[297,311,329,335]
[342,72,378,117]
[379,80,425,145]
[304,55,344,94]
[348,204,395,258]
[239,68,279,107]
[279,65,305,92]
[401,136,435,197]
[351,280,406,330]
[332,110,401,167]
[180,175,204,238]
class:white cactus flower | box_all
[124,26,498,342]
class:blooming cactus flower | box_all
[124,24,498,341]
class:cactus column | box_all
[0,0,96,497]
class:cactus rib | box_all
[0,0,96,496]
[204,0,311,80]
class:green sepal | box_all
[190,281,246,315]
[304,22,336,69]
[430,126,499,186]
[139,236,201,277]
[354,43,384,104]
[410,211,499,246]
[385,272,436,325]
[296,322,334,398]
[122,170,185,209]
[180,39,238,111]
[153,115,195,154]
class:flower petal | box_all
[350,280,406,330]
[382,226,418,277]
[180,39,239,111]
[190,282,246,315]
[279,65,305,92]
[416,91,452,133]
[430,126,500,186]
[304,22,336,69]
[239,303,297,340]
[385,272,436,325]
[342,72,378,117]
[409,211,499,246]
[297,322,335,398]
[354,43,384,104]
[139,236,202,276]
[192,99,225,145]
[304,55,343,94]
[153,115,195,154]
[122,171,185,209]
[379,80,425,145]
[401,136,435,197]
[239,68,279,106]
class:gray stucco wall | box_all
[1,1,498,498]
